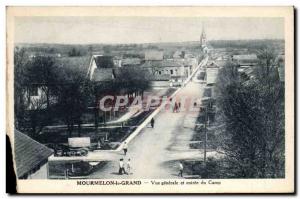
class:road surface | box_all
[88,80,208,179]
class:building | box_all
[206,68,219,86]
[87,55,116,82]
[121,58,142,67]
[112,56,122,67]
[145,50,164,61]
[183,57,198,77]
[14,129,53,179]
[173,51,185,59]
[141,59,186,87]
[232,54,258,66]
[25,55,116,110]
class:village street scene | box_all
[13,17,285,180]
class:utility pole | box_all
[203,106,207,164]
[203,99,212,164]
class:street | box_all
[88,80,207,179]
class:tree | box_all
[14,47,29,130]
[14,50,62,136]
[56,68,93,137]
[115,67,150,98]
[215,48,284,178]
[68,48,81,57]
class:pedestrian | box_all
[123,142,128,155]
[151,118,155,128]
[119,158,124,175]
[178,102,181,112]
[126,158,132,175]
[174,102,178,113]
[178,161,184,177]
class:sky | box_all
[15,17,284,44]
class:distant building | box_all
[14,129,53,179]
[232,54,258,66]
[121,58,142,67]
[173,51,185,59]
[113,56,122,67]
[28,53,61,59]
[145,50,164,61]
[141,59,185,87]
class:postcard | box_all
[6,6,294,193]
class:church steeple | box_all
[200,24,207,48]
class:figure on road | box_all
[123,142,128,155]
[126,158,132,175]
[178,161,184,177]
[174,102,178,113]
[119,158,127,175]
[151,118,155,128]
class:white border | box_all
[2,0,299,198]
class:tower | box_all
[200,24,208,53]
[200,26,207,48]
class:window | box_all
[158,71,161,75]
[170,69,173,75]
[29,86,38,96]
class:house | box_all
[206,61,219,68]
[232,54,258,66]
[113,56,122,67]
[145,50,164,61]
[14,129,53,179]
[25,55,116,110]
[173,51,185,59]
[87,55,116,82]
[206,68,219,86]
[141,59,186,87]
[183,57,198,77]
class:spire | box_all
[200,23,206,47]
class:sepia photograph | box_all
[6,6,294,193]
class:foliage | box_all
[215,48,284,178]
[55,68,93,137]
[68,48,82,57]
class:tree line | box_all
[215,48,285,178]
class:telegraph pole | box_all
[203,106,207,164]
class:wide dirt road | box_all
[89,80,205,179]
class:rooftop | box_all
[14,130,53,178]
[141,60,183,68]
[56,56,91,73]
[92,68,114,82]
[233,54,258,60]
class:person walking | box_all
[178,161,184,177]
[126,158,132,175]
[178,102,181,112]
[150,118,155,128]
[123,142,128,155]
[119,158,125,175]
[174,102,178,113]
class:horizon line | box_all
[15,38,284,46]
